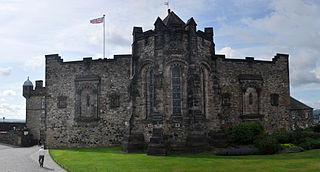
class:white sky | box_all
[0,0,319,119]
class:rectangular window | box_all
[41,98,45,109]
[57,96,67,108]
[110,94,120,108]
[270,94,279,106]
[222,93,230,106]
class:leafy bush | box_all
[216,147,259,156]
[298,137,320,150]
[310,124,320,133]
[232,121,264,144]
[288,128,320,145]
[280,143,304,153]
[271,128,291,144]
[255,135,281,154]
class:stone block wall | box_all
[215,54,290,132]
[45,54,131,148]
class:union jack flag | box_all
[90,16,104,24]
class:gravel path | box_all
[0,144,65,172]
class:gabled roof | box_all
[163,11,185,27]
[186,17,197,26]
[289,97,313,110]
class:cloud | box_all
[217,0,320,87]
[24,55,45,70]
[2,90,17,97]
[0,67,12,77]
[216,47,243,58]
[0,103,25,119]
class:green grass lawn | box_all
[49,146,320,172]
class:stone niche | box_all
[238,74,264,120]
[74,75,100,122]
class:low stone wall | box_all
[0,131,22,146]
[0,131,36,147]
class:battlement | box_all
[215,53,289,64]
[46,54,131,65]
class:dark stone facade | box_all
[23,11,313,154]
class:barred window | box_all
[172,67,181,116]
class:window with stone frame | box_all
[110,94,120,108]
[270,93,279,106]
[200,68,207,116]
[41,98,45,109]
[149,69,155,116]
[57,96,67,108]
[243,87,259,115]
[305,112,309,119]
[172,66,182,116]
[222,93,231,106]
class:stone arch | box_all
[140,63,154,119]
[200,64,210,119]
[164,60,188,118]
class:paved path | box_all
[0,144,65,172]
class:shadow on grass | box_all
[52,146,320,160]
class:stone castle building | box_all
[23,11,312,154]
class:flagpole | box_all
[103,14,106,59]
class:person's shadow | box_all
[41,166,54,171]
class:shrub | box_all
[231,121,264,144]
[271,128,291,144]
[216,147,259,156]
[289,128,320,145]
[298,138,320,150]
[280,143,304,153]
[311,124,320,133]
[255,135,281,154]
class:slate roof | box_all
[289,97,313,110]
[163,11,185,27]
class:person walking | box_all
[39,146,45,167]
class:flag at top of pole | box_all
[90,16,105,24]
[90,14,106,58]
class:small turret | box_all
[23,77,33,98]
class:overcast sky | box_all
[0,0,319,119]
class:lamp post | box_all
[24,128,29,136]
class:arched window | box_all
[149,69,154,115]
[172,66,181,116]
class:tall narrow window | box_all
[201,69,206,115]
[149,69,154,115]
[172,67,181,116]
[270,93,279,106]
[249,93,253,105]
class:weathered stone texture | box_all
[44,55,131,148]
[23,11,313,153]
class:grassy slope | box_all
[50,146,320,172]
